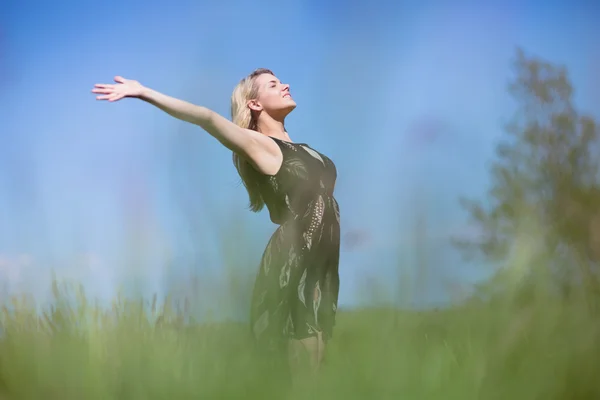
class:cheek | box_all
[260,92,283,108]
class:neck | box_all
[256,115,290,141]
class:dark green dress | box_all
[250,137,341,353]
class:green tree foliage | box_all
[455,48,600,290]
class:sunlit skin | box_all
[92,73,296,140]
[92,74,297,175]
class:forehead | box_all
[254,73,279,86]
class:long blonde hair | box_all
[230,68,275,212]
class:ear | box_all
[247,99,263,112]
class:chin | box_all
[281,102,296,115]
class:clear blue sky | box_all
[0,0,598,315]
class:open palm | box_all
[92,76,144,102]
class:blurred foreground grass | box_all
[0,268,599,400]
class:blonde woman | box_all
[92,69,341,377]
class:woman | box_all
[91,69,341,376]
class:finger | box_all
[91,88,113,94]
[96,94,112,100]
[94,83,114,89]
[114,76,126,83]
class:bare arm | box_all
[92,76,282,175]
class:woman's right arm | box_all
[92,76,282,175]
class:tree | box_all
[454,48,600,294]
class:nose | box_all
[282,83,290,91]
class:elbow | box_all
[193,106,214,128]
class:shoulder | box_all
[243,132,284,176]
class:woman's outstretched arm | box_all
[92,76,281,175]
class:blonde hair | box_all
[230,68,275,212]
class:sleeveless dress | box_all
[250,137,341,353]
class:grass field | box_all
[0,265,599,400]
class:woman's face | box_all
[249,73,296,118]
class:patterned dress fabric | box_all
[250,137,340,352]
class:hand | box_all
[92,76,145,102]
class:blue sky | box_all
[0,0,598,315]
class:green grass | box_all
[0,271,599,400]
[0,216,597,399]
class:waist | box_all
[295,195,339,225]
[269,193,339,226]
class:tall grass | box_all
[1,223,600,399]
[1,278,598,399]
